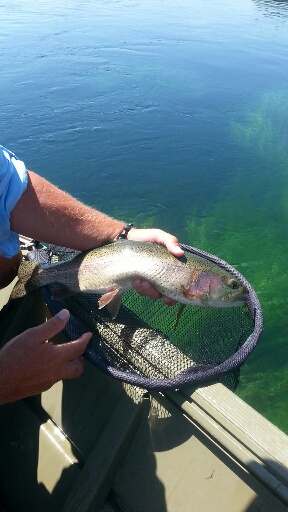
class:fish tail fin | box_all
[10,261,41,299]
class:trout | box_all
[11,240,248,319]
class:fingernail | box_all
[81,332,92,341]
[57,309,69,321]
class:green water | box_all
[1,0,288,432]
[185,91,288,431]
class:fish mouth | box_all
[222,288,249,304]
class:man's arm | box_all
[10,170,184,301]
[10,170,184,258]
[10,170,126,250]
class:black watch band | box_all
[117,223,134,240]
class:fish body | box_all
[11,240,248,318]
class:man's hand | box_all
[0,309,91,404]
[128,228,184,305]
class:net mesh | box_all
[29,242,262,391]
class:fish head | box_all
[184,269,249,307]
[208,272,249,306]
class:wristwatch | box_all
[117,223,133,239]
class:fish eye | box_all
[229,278,239,290]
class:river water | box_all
[1,0,288,433]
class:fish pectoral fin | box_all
[51,282,77,299]
[180,284,203,302]
[98,288,123,319]
[174,303,186,330]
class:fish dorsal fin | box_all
[98,288,123,319]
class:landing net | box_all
[28,242,263,391]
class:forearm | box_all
[10,171,125,251]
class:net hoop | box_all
[42,244,263,390]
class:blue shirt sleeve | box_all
[0,146,28,258]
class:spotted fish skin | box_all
[11,240,248,318]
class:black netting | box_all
[36,243,263,391]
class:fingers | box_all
[58,332,92,379]
[132,279,162,299]
[161,295,177,306]
[21,309,92,368]
[132,279,177,306]
[149,230,184,258]
[64,357,86,379]
[128,228,184,257]
[162,235,184,258]
[26,309,71,345]
[128,228,183,304]
[56,332,92,361]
